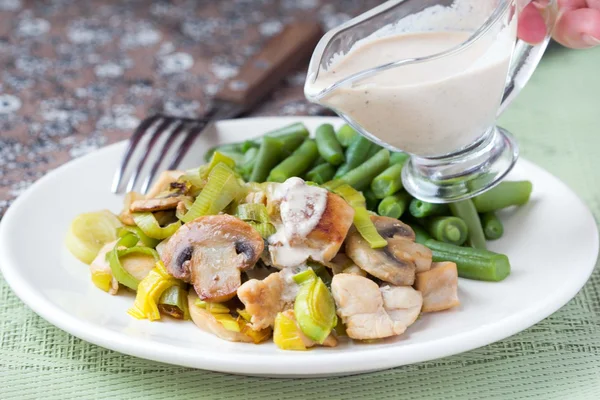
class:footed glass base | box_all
[402,126,518,203]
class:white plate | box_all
[0,117,598,377]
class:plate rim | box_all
[1,116,598,377]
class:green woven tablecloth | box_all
[1,43,599,400]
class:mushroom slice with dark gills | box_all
[345,216,432,286]
[129,195,193,213]
[162,215,264,302]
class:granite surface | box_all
[0,0,374,217]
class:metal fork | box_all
[111,21,323,195]
[111,101,241,194]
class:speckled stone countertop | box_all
[0,0,376,217]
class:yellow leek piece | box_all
[273,312,306,351]
[91,270,112,292]
[238,318,272,344]
[128,261,177,321]
[236,309,252,322]
[194,299,230,314]
[214,314,240,332]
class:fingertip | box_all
[553,8,600,48]
[518,3,548,44]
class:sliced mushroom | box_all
[162,215,264,302]
[414,261,460,312]
[145,170,184,199]
[129,195,193,213]
[331,273,422,340]
[187,290,254,343]
[90,240,119,295]
[237,272,293,331]
[119,192,145,226]
[345,216,432,286]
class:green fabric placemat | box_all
[1,43,599,400]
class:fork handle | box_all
[214,21,323,109]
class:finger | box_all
[558,0,588,9]
[518,2,548,43]
[585,0,600,10]
[553,8,600,48]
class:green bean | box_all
[306,163,336,185]
[338,149,390,191]
[409,199,449,218]
[481,212,504,240]
[449,199,487,249]
[315,124,345,165]
[204,143,243,162]
[472,180,533,213]
[238,147,258,180]
[268,140,319,183]
[423,216,468,246]
[249,136,283,182]
[409,223,432,245]
[204,123,308,162]
[423,239,510,281]
[366,143,383,159]
[390,152,410,166]
[363,189,380,212]
[371,163,404,199]
[377,191,411,219]
[334,136,373,178]
[240,140,258,154]
[279,132,308,157]
[336,124,359,147]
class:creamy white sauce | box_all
[276,177,327,240]
[279,265,307,303]
[308,1,516,157]
[268,177,328,268]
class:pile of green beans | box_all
[205,122,534,282]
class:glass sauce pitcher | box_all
[304,0,556,202]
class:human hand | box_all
[518,0,600,48]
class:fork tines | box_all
[111,114,206,194]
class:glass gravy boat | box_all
[305,0,556,202]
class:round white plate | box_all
[0,117,597,377]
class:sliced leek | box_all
[132,212,181,239]
[353,207,387,248]
[238,318,272,344]
[294,273,337,344]
[273,312,307,351]
[214,314,241,332]
[65,210,122,264]
[234,203,269,222]
[117,226,160,248]
[332,184,366,208]
[247,221,276,239]
[181,163,245,223]
[329,184,386,249]
[106,234,140,290]
[158,284,190,320]
[91,270,113,292]
[128,261,178,321]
